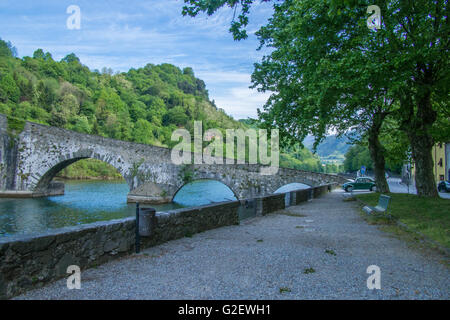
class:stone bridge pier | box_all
[0,114,347,203]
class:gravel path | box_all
[15,190,449,300]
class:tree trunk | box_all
[408,129,438,197]
[403,80,438,198]
[368,112,389,193]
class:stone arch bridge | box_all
[0,114,347,203]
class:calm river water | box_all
[0,179,238,237]
[0,180,309,238]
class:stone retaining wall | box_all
[293,189,310,205]
[260,194,286,215]
[0,184,333,299]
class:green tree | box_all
[32,49,45,60]
[37,79,58,111]
[184,0,449,197]
[0,73,20,103]
[133,119,155,144]
[0,38,17,57]
[162,106,189,126]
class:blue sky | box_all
[0,0,275,119]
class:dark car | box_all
[438,180,450,192]
[342,177,377,192]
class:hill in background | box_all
[303,135,351,165]
[0,38,341,178]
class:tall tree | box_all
[254,0,398,192]
[183,0,449,197]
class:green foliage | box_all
[280,144,343,173]
[344,145,373,173]
[179,164,195,184]
[0,43,240,149]
[344,124,409,174]
[279,287,291,293]
[57,159,123,180]
[6,116,26,134]
[185,0,449,197]
[133,119,155,144]
[303,267,316,274]
[6,115,25,148]
[130,159,145,179]
[0,38,17,57]
[0,73,20,103]
[0,39,343,177]
[182,0,269,40]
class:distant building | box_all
[402,142,449,184]
[433,142,449,182]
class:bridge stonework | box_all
[0,114,347,203]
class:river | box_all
[0,180,309,238]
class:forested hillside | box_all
[0,40,240,146]
[0,38,337,177]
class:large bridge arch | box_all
[32,149,133,193]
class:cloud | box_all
[196,71,251,84]
[213,87,272,119]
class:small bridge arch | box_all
[172,178,238,206]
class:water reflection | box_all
[0,179,236,237]
[173,180,236,207]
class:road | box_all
[387,177,450,199]
[342,176,450,199]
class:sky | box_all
[0,0,275,119]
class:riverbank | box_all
[55,176,124,181]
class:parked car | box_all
[437,180,450,192]
[342,177,377,192]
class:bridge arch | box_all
[264,176,317,196]
[171,178,239,205]
[33,149,132,193]
[273,182,312,194]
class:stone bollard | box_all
[139,208,156,237]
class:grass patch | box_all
[356,193,450,249]
[279,287,291,293]
[325,249,337,256]
[295,225,305,229]
[279,212,307,217]
[256,239,264,243]
[303,267,316,274]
